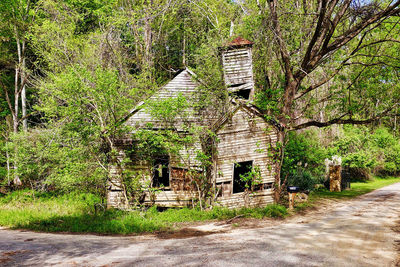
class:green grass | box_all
[310,176,400,201]
[0,190,287,235]
[291,176,400,213]
[1,176,397,235]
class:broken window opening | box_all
[233,161,253,193]
[232,89,251,100]
[153,155,170,187]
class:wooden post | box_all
[288,192,295,210]
[329,165,342,192]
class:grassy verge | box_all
[1,177,398,235]
[0,190,287,235]
[293,176,400,212]
[311,176,400,200]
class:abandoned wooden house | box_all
[108,37,279,209]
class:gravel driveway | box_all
[1,182,400,267]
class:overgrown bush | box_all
[282,130,327,191]
[330,126,377,179]
[282,126,400,187]
[331,126,400,178]
[286,168,322,192]
[0,138,10,186]
[5,128,107,195]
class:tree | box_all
[19,0,162,194]
[0,0,37,185]
[0,0,35,133]
[239,0,400,201]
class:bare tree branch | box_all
[268,0,293,82]
[300,0,328,72]
[294,1,400,82]
[292,106,400,130]
[294,65,344,100]
[326,2,400,53]
[1,80,15,118]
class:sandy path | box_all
[1,182,400,266]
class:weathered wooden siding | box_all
[216,107,277,184]
[107,190,125,208]
[142,190,196,207]
[216,190,274,209]
[221,47,254,97]
[126,69,202,130]
[214,106,277,208]
[108,106,278,209]
[170,139,203,167]
[107,149,128,208]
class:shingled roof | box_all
[224,36,254,48]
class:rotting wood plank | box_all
[142,190,196,207]
[216,190,274,209]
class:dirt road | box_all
[1,183,400,267]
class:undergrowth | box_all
[1,176,398,235]
[0,190,287,235]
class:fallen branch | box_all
[226,214,245,224]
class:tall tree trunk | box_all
[13,66,19,133]
[229,20,234,36]
[13,55,21,186]
[274,129,285,202]
[13,26,21,185]
[143,0,153,73]
[182,26,186,66]
[6,142,10,186]
[274,81,297,202]
[21,39,27,132]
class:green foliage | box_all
[283,126,400,188]
[238,165,263,191]
[283,131,328,175]
[0,139,7,185]
[331,126,400,176]
[1,0,399,209]
[6,128,107,194]
[286,169,322,192]
[263,204,288,218]
[281,130,327,190]
[330,126,377,171]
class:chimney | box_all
[221,37,255,100]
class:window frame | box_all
[232,160,253,194]
[152,155,170,188]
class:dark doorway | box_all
[233,161,253,193]
[153,156,170,187]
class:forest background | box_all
[1,0,400,204]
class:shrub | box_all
[282,130,327,191]
[332,126,400,177]
[282,126,400,187]
[6,128,107,195]
[286,168,322,192]
[282,131,328,179]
